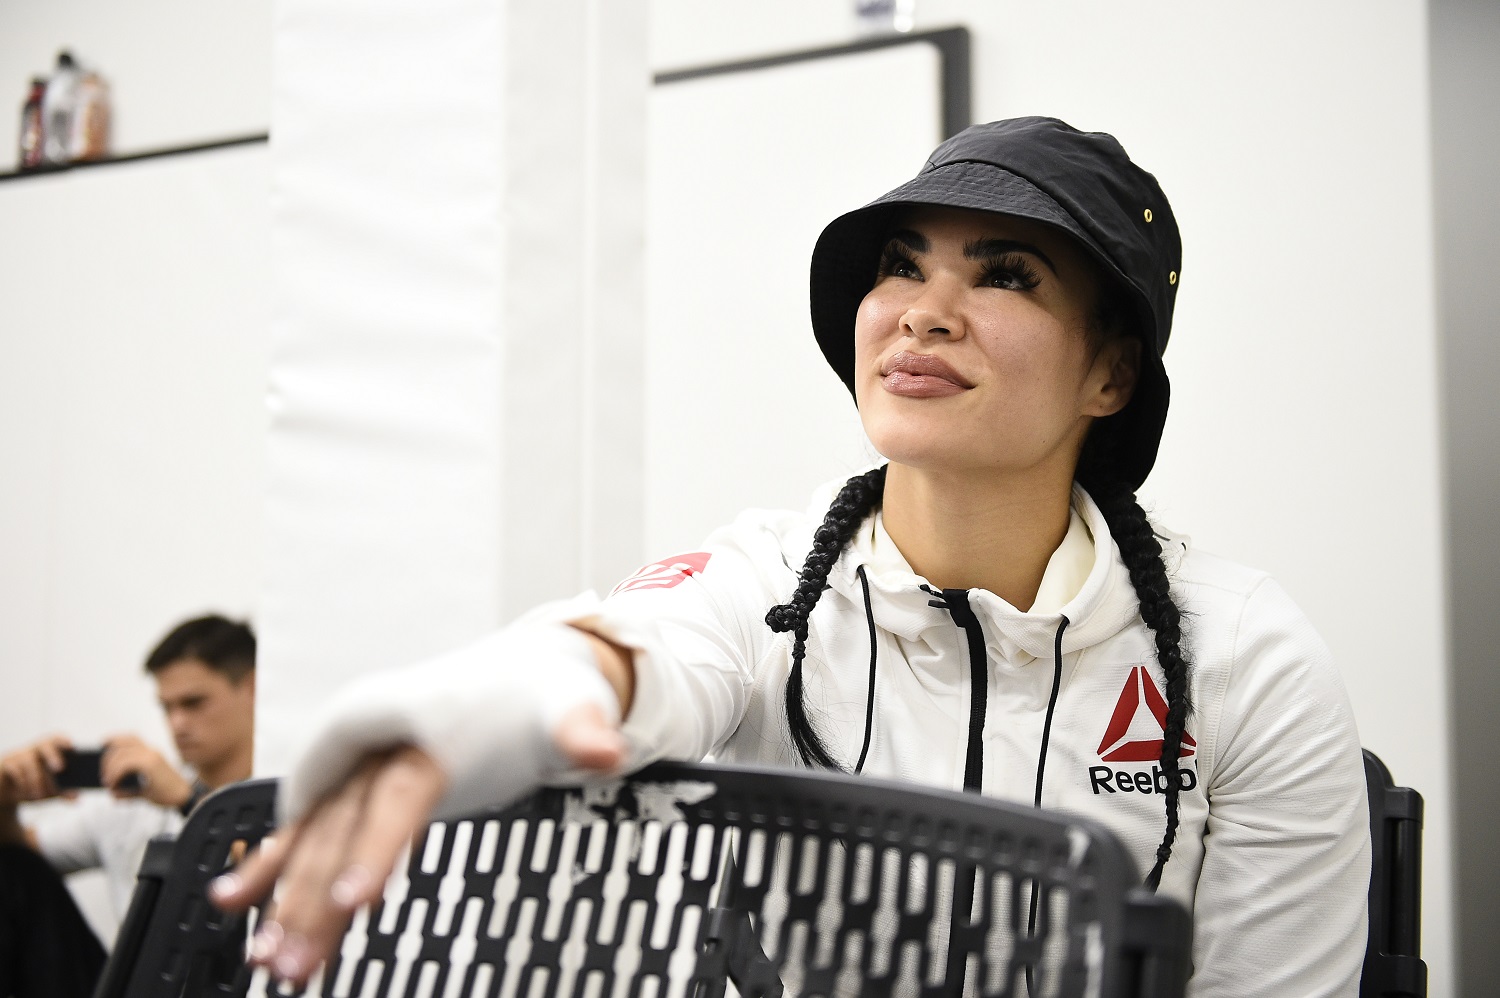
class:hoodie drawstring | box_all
[933,588,990,792]
[1034,615,1070,807]
[1026,615,1070,997]
[853,565,878,775]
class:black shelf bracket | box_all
[654,26,971,139]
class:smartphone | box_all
[55,748,143,793]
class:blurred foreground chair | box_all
[93,761,1191,998]
[1360,749,1427,998]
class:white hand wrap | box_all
[280,624,620,823]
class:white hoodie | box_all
[291,482,1370,998]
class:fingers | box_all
[553,702,626,772]
[213,745,448,988]
[211,830,295,914]
[250,765,375,983]
[99,746,136,792]
[333,746,447,910]
[35,735,72,774]
[1,755,34,801]
[100,736,187,803]
[2,743,59,802]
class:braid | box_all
[767,465,888,769]
[1093,485,1194,892]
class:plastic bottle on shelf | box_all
[70,70,111,162]
[18,77,47,170]
[41,50,82,165]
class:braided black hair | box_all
[1090,486,1194,891]
[765,464,888,769]
[771,470,1193,891]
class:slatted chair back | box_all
[103,761,1191,998]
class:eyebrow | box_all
[885,228,929,254]
[964,237,1057,275]
[883,229,1058,275]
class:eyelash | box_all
[978,253,1042,291]
[877,244,921,280]
[876,245,1042,291]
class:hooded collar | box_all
[816,477,1178,665]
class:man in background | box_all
[0,614,256,998]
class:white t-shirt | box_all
[27,791,183,919]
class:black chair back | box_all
[1360,749,1427,998]
[99,761,1192,998]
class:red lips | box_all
[879,350,973,398]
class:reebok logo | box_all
[1096,666,1196,762]
[611,552,712,596]
[1090,666,1198,796]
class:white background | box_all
[1,3,1493,994]
[0,144,271,941]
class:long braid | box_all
[767,465,888,769]
[1092,484,1194,891]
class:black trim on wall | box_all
[0,26,971,182]
[654,26,971,140]
[0,134,269,183]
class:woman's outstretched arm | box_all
[210,626,635,986]
[211,514,789,986]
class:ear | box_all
[1084,337,1141,419]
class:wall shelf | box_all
[1,27,969,184]
[0,133,269,183]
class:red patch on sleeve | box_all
[610,552,712,596]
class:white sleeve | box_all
[1187,578,1370,998]
[281,514,787,822]
[531,518,789,765]
[26,794,106,874]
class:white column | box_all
[257,0,646,775]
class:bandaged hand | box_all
[210,624,630,986]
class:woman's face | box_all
[853,205,1138,480]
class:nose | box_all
[899,277,964,341]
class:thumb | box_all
[552,702,626,773]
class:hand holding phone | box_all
[54,748,104,790]
[54,748,144,793]
[101,735,190,806]
[0,735,74,803]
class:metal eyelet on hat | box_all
[1168,271,1178,285]
[1144,208,1154,223]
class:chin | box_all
[865,417,974,469]
[869,439,979,472]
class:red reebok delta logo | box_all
[611,552,712,596]
[1096,666,1196,762]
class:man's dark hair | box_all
[144,615,256,683]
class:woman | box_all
[215,117,1371,996]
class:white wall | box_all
[651,3,1455,994]
[0,0,270,171]
[0,145,271,940]
[255,0,648,776]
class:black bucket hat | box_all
[809,116,1182,492]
